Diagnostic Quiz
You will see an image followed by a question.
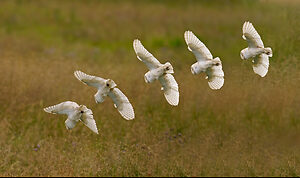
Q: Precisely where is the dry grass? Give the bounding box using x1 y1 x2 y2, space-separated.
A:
0 0 299 176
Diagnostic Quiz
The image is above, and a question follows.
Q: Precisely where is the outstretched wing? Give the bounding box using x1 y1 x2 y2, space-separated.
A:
206 63 224 90
80 108 99 134
133 39 162 70
242 21 264 48
44 101 79 116
184 31 213 61
108 88 135 120
74 70 106 89
252 53 269 77
158 74 179 106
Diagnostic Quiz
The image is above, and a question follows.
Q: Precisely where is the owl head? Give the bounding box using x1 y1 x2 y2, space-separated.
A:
163 62 174 74
78 105 88 114
105 79 117 89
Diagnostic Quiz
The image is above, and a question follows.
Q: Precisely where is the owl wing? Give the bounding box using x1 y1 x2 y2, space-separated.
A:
158 74 179 106
206 62 225 90
252 53 269 77
44 101 79 116
242 21 264 48
74 70 106 89
184 31 213 62
80 108 99 134
133 39 162 70
108 88 135 120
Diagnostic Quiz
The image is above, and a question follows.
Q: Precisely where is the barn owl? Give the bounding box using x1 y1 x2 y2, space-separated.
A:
240 21 273 77
44 101 98 134
133 39 179 106
74 71 135 120
184 31 224 90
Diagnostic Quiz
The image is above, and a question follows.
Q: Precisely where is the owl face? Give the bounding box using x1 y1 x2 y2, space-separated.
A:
105 79 117 89
78 105 87 113
163 62 174 74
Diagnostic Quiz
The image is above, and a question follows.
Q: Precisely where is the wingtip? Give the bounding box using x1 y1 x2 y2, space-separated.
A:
133 39 140 47
170 102 179 106
243 21 254 32
165 94 179 106
119 106 135 120
122 109 135 120
184 30 190 36
73 70 89 85
133 39 141 52
184 30 193 41
253 66 268 78
43 107 54 114
258 73 267 77
125 116 135 120
208 77 224 90
43 107 49 113
243 21 251 26
73 70 82 79
169 101 179 106
184 30 192 35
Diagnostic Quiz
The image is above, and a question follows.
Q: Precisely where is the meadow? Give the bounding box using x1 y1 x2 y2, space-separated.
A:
0 0 299 176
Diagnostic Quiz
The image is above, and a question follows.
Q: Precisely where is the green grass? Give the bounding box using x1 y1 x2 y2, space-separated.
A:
0 0 299 176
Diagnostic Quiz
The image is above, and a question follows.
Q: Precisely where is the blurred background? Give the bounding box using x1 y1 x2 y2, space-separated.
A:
0 0 299 176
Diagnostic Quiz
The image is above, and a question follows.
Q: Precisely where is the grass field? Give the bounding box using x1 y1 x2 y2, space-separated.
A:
0 0 299 176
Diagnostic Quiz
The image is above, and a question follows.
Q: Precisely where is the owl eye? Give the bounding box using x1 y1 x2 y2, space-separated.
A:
80 111 84 113
215 63 220 66
166 67 169 70
106 83 110 87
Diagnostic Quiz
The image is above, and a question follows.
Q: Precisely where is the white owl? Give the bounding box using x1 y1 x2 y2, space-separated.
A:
240 21 273 77
184 31 224 90
133 39 179 106
74 71 135 120
44 101 99 134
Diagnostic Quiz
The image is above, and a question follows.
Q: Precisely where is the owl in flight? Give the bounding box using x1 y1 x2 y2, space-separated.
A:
240 21 273 77
184 31 224 90
133 39 179 106
44 101 98 134
74 71 135 120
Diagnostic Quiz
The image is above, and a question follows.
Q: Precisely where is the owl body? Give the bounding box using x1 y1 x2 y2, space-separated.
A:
94 79 116 103
144 62 174 83
240 47 266 60
191 60 214 75
144 66 164 83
